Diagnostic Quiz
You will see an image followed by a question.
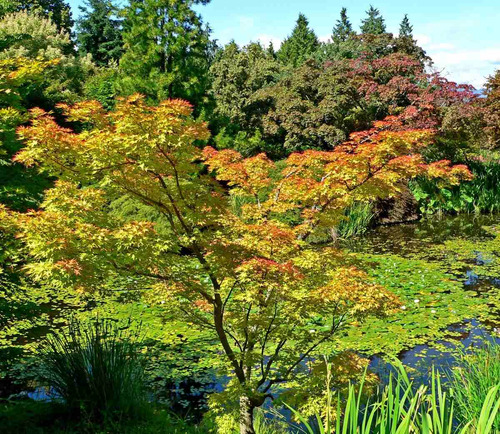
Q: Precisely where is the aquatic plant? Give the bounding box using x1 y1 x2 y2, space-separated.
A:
411 157 500 215
337 202 375 239
287 361 500 434
448 344 500 432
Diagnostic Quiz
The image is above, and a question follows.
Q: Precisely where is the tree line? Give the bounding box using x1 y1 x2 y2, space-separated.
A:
2 0 499 164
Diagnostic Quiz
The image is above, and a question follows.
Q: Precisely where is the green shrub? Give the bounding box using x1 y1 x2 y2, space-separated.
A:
40 318 147 423
83 66 120 111
411 157 500 214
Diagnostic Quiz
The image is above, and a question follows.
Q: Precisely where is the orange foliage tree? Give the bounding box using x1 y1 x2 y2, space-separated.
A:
5 95 471 434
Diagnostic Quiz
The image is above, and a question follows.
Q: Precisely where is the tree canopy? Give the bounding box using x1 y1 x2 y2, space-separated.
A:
119 0 213 106
12 0 73 34
332 7 354 43
5 94 474 433
399 14 413 38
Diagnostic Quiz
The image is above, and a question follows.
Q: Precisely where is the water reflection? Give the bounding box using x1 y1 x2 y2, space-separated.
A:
343 214 499 256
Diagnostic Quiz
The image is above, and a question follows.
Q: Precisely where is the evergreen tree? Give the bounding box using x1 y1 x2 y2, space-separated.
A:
120 0 213 105
399 14 413 38
210 41 280 133
15 0 73 34
332 7 354 43
266 41 276 58
395 13 429 65
360 5 386 35
277 13 319 67
76 0 123 66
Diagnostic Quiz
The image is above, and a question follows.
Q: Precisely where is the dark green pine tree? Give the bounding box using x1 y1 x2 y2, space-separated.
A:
120 0 213 105
332 7 354 43
15 0 73 35
395 13 430 65
399 14 413 38
277 13 319 67
76 0 123 66
267 41 276 58
360 5 386 35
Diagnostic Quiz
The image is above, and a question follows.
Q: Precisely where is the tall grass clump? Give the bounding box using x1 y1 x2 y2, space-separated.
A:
40 318 147 423
448 344 500 432
337 202 375 238
253 410 288 434
287 360 500 434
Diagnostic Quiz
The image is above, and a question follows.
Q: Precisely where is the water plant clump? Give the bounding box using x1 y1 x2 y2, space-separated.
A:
448 344 500 431
288 361 500 434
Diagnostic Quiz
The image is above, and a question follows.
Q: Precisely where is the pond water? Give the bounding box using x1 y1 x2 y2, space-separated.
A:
344 213 500 257
6 214 500 406
342 214 500 382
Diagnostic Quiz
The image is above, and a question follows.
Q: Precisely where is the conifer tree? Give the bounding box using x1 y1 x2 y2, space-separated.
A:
332 7 354 43
399 14 413 38
119 0 213 104
395 13 429 65
76 0 123 66
277 13 319 67
266 41 276 58
360 5 386 35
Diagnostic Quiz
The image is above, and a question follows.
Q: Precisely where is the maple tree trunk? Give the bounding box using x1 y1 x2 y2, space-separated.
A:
239 395 256 434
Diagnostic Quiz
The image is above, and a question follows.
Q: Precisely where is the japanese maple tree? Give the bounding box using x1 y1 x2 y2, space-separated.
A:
7 95 472 434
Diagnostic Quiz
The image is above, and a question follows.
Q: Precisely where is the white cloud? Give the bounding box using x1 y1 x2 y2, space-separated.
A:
318 34 331 43
416 34 455 51
432 48 500 65
430 48 500 88
255 34 282 48
416 34 499 88
415 34 431 46
428 42 455 51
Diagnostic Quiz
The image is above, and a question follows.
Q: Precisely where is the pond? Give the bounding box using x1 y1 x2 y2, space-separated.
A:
341 214 500 381
4 214 500 407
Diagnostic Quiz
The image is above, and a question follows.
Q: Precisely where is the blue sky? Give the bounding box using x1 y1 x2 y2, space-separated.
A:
68 0 500 89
